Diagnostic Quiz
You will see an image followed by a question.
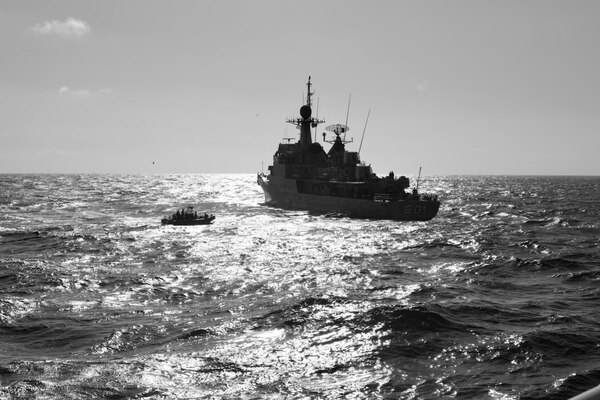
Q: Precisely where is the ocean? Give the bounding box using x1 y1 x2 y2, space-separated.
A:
1 174 599 399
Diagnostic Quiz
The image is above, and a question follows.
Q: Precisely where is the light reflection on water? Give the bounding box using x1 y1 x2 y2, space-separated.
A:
99 176 442 397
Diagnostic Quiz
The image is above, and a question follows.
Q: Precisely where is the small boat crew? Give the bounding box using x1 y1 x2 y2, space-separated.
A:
162 206 215 225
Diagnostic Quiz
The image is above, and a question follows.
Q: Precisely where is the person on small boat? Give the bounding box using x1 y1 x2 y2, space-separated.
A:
412 188 419 200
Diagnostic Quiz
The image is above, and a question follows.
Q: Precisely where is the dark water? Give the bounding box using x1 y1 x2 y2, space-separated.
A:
1 174 599 399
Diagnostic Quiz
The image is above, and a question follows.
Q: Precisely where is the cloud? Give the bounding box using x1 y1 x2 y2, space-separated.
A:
59 87 90 97
58 87 113 98
31 17 90 38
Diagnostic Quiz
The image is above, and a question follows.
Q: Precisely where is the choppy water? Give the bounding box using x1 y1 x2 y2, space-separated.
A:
1 174 599 399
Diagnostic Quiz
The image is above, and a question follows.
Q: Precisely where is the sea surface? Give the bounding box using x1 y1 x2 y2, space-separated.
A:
1 174 599 399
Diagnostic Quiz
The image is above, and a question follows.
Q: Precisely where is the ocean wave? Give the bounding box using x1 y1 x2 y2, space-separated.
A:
545 368 600 400
362 305 470 336
1 174 599 398
520 329 600 360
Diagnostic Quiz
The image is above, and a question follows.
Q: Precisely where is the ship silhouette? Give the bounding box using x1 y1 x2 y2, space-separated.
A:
258 77 440 221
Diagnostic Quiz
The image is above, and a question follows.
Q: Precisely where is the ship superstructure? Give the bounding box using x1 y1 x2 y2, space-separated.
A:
257 77 439 221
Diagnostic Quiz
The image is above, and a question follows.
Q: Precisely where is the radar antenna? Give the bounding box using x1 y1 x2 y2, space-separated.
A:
324 124 353 144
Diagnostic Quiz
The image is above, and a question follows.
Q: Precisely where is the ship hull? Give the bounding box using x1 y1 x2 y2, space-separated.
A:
161 217 214 226
258 175 439 221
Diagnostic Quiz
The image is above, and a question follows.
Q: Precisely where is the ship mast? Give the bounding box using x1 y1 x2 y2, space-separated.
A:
287 76 324 150
306 76 313 108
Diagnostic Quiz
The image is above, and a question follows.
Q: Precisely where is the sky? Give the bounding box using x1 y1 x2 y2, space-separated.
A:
1 0 599 175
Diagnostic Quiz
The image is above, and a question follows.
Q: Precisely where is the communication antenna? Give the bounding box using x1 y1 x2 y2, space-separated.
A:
416 167 422 191
314 97 320 142
344 93 351 141
358 108 371 155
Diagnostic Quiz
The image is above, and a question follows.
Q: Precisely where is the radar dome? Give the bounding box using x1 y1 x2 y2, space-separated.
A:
300 105 312 119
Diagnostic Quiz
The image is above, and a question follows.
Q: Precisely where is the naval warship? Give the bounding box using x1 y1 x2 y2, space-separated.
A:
257 77 440 221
